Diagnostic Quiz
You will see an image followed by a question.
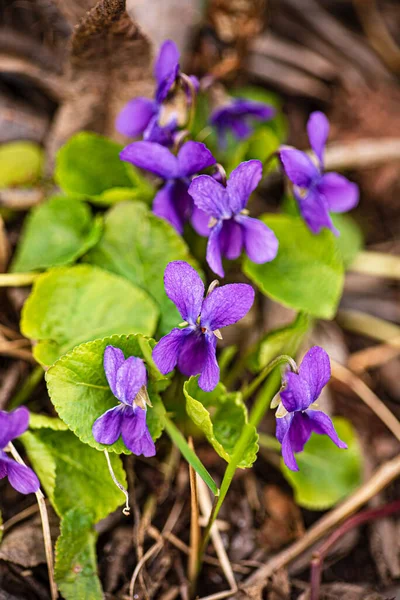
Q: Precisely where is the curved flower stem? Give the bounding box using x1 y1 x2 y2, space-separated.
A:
180 73 197 132
214 163 227 186
0 272 39 287
104 450 130 515
241 354 298 401
8 442 58 600
199 355 297 565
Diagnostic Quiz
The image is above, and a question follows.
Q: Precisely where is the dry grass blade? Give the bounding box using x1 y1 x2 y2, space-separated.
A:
188 438 201 591
128 540 164 600
337 310 400 343
243 454 400 587
197 475 237 593
348 338 400 373
330 359 400 443
349 251 400 280
323 138 400 171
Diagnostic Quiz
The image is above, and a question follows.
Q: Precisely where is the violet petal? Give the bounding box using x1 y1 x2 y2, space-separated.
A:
0 407 29 449
104 346 125 398
177 141 216 177
279 147 319 187
237 215 278 263
306 410 348 449
188 175 231 219
115 97 156 137
219 219 243 260
198 336 220 392
299 346 331 402
317 172 359 213
177 330 208 377
3 455 40 494
163 261 204 323
115 357 147 405
206 221 224 277
191 205 211 237
289 412 313 452
121 407 156 457
226 160 263 213
280 372 312 413
153 180 190 234
201 283 255 331
296 188 339 236
92 405 124 446
154 40 180 85
307 111 329 165
120 141 178 179
152 327 190 375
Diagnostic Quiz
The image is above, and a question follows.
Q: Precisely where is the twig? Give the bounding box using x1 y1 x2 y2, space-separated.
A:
188 438 200 593
310 499 400 600
347 337 400 373
337 309 400 343
128 540 164 600
349 251 400 280
243 454 400 586
8 443 57 600
0 272 39 287
1 502 40 532
323 138 400 171
197 476 237 593
330 360 400 443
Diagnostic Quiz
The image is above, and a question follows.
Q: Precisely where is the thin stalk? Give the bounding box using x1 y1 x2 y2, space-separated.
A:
200 355 295 558
349 250 400 280
104 450 130 515
241 354 297 401
188 438 201 596
180 73 197 132
8 442 58 600
0 272 39 287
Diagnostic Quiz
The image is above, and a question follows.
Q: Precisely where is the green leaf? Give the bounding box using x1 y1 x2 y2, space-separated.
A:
164 417 218 496
29 413 69 431
248 313 311 372
282 417 362 510
21 427 127 521
0 141 44 187
243 215 344 319
45 334 166 454
11 196 102 273
183 377 258 468
55 132 153 205
55 508 103 600
21 265 159 365
331 214 363 268
86 202 203 335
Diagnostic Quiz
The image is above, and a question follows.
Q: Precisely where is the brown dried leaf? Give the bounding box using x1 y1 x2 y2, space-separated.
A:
258 485 304 553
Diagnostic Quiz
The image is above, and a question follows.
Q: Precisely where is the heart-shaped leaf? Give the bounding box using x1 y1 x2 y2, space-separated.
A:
55 132 154 206
45 334 166 454
21 265 159 365
243 215 344 319
21 426 127 521
183 377 258 468
282 417 362 510
86 202 203 335
11 196 102 273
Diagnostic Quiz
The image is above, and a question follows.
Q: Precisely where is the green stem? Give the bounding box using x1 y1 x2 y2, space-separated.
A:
0 272 39 287
200 355 296 557
164 416 219 496
241 354 297 402
258 432 282 452
8 365 44 409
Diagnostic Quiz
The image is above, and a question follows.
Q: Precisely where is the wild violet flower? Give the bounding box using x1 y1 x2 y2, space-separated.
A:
0 407 40 494
152 261 255 392
188 159 278 277
273 346 347 471
120 140 215 233
279 111 359 235
92 346 155 457
116 40 196 146
210 98 275 148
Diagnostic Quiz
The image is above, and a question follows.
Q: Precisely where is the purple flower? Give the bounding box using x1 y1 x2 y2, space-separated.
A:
279 112 359 235
188 160 278 277
120 140 216 233
116 40 196 146
0 408 40 494
274 346 347 471
211 98 275 148
152 261 255 392
92 346 156 457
